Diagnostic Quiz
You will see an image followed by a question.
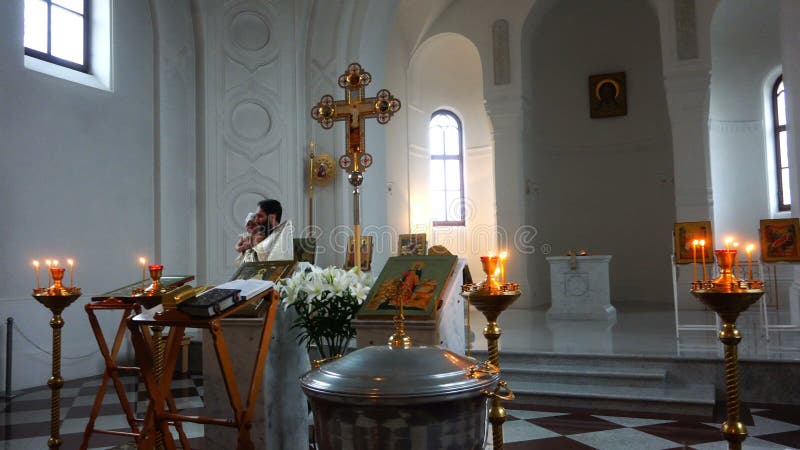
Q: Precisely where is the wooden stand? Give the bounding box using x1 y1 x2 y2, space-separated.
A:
127 289 279 450
80 276 194 450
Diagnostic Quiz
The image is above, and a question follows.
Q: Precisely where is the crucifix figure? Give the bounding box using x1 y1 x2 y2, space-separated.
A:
311 63 401 270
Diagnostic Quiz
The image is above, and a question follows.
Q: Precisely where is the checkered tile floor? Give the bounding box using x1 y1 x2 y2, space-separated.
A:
1 374 798 449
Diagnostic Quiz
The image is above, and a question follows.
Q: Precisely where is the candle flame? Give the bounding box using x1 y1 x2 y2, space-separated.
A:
699 240 705 246
499 251 508 259
725 236 734 244
53 260 58 267
139 257 146 265
67 259 74 267
733 242 739 248
45 259 52 266
488 251 494 258
746 244 754 253
692 239 699 246
33 260 39 267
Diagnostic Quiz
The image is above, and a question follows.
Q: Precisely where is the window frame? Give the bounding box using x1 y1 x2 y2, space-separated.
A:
429 109 466 227
24 0 91 73
772 75 789 212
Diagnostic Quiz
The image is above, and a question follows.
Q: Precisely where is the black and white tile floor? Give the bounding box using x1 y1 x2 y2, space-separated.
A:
0 374 797 449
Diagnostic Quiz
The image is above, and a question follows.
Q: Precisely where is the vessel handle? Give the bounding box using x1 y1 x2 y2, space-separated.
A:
483 380 515 401
468 361 499 378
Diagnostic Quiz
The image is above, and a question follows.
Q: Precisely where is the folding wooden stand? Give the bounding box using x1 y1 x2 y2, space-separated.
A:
127 289 279 450
80 277 194 450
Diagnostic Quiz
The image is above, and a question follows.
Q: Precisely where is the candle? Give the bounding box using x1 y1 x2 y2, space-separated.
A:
53 259 58 267
692 240 699 282
33 260 40 290
67 259 74 288
499 250 508 284
746 244 754 281
699 240 707 281
725 236 733 251
732 243 739 278
45 259 52 286
139 257 147 287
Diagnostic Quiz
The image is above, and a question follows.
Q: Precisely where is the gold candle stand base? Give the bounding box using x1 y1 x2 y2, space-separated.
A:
33 290 81 450
462 280 520 450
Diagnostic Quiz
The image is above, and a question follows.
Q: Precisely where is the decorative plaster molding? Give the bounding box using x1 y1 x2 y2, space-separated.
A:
532 136 669 155
467 145 492 155
492 19 510 85
674 0 698 60
708 120 764 135
409 143 428 158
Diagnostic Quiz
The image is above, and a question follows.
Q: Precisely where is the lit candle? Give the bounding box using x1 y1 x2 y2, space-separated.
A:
746 244 754 281
699 240 707 281
499 250 508 284
45 259 52 286
139 257 147 287
692 240 699 282
732 243 739 278
725 236 733 251
33 260 40 290
53 259 58 268
67 259 74 288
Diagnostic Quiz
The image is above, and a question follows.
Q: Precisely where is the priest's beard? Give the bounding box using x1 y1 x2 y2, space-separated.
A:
256 223 275 238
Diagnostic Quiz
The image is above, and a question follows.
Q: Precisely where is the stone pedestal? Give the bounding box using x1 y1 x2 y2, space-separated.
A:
546 255 616 321
546 318 616 353
202 306 309 450
353 259 467 352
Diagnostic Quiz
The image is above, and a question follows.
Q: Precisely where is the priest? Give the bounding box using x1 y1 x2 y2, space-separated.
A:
235 198 294 264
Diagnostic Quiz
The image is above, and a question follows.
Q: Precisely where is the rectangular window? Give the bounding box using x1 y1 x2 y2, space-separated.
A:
24 0 90 73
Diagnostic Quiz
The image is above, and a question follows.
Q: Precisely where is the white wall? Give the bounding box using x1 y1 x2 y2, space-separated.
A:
0 0 156 389
406 33 497 276
523 0 675 305
709 0 780 249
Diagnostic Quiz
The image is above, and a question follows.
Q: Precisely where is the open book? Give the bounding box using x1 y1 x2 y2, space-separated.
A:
213 279 274 301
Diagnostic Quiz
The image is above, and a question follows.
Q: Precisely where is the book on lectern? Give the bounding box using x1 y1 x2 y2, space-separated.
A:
178 288 241 317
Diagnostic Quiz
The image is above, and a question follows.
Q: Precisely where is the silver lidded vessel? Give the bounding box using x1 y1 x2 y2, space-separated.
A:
301 342 500 450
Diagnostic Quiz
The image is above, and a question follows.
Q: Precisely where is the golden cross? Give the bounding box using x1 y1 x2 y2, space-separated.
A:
310 63 401 271
311 63 401 174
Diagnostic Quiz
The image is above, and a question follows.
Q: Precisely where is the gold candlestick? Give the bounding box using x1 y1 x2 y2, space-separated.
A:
691 249 764 450
33 267 81 450
461 257 519 450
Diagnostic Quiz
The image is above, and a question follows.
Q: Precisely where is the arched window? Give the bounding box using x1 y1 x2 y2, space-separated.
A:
773 75 789 211
429 110 465 226
24 0 90 72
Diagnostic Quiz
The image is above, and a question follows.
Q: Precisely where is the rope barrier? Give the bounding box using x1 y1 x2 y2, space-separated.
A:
12 323 100 360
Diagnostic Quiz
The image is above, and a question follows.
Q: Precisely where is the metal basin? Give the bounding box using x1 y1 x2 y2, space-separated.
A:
300 345 499 450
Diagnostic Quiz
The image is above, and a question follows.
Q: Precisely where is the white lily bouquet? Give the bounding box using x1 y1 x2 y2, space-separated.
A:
278 265 373 360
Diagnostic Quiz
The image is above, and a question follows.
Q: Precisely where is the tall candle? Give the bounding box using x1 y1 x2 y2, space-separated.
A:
33 260 40 290
45 259 52 286
732 243 739 278
699 240 707 281
692 240 698 282
725 236 733 251
499 250 508 284
746 244 754 281
67 259 74 288
139 257 147 287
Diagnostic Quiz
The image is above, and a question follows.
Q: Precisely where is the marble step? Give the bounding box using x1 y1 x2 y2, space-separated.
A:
507 380 716 417
500 362 667 388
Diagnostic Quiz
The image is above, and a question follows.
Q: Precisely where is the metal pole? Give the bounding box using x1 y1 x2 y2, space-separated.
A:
3 318 13 400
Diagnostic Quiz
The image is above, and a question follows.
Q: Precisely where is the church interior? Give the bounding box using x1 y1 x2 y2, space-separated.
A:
2 0 800 448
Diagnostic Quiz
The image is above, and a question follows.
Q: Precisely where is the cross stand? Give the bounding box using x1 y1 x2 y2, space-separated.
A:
79 277 194 450
127 289 279 450
311 62 401 269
